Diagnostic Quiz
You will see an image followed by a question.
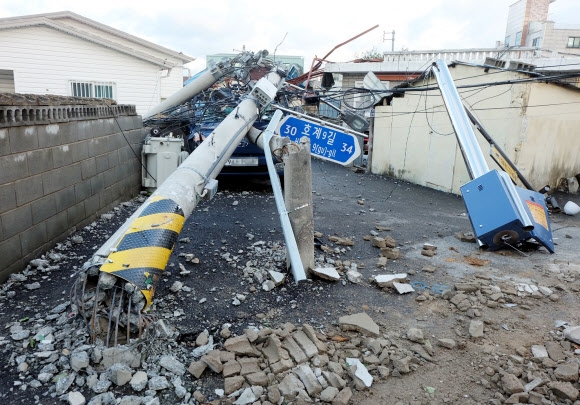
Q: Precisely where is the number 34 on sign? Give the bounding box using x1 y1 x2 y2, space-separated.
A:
277 116 361 166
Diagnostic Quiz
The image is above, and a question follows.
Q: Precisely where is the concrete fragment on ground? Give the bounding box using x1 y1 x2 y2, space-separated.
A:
346 270 362 283
373 273 407 287
501 373 524 394
293 364 323 396
437 338 456 349
393 282 415 294
224 335 260 356
310 267 340 281
346 358 373 390
380 247 400 259
406 327 424 343
339 312 379 336
531 345 548 358
469 320 484 337
269 270 286 286
563 326 580 344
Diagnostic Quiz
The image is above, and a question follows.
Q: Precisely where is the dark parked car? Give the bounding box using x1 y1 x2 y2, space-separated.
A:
187 120 284 179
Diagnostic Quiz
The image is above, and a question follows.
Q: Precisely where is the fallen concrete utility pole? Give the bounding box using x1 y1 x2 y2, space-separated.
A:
75 69 286 345
284 136 315 273
431 60 554 253
142 62 230 120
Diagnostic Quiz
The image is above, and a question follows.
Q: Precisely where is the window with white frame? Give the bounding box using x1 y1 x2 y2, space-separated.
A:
505 36 511 46
514 31 522 46
532 37 540 47
70 81 115 99
568 37 580 48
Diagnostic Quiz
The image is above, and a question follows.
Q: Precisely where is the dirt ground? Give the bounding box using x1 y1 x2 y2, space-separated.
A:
1 161 579 405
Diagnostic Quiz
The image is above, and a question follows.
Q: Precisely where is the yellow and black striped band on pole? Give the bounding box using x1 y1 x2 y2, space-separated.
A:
100 196 185 308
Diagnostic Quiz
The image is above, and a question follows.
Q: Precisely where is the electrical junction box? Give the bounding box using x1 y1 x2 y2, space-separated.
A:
142 137 186 190
460 169 554 253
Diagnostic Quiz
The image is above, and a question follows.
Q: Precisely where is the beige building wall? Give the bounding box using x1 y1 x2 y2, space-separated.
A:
371 63 580 195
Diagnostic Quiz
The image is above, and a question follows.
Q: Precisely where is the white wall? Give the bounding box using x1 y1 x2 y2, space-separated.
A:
0 25 163 115
371 63 580 194
505 0 527 45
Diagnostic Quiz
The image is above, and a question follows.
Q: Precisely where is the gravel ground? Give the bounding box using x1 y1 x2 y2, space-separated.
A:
1 160 579 405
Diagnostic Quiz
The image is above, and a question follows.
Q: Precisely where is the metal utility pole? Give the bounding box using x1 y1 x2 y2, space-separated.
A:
383 30 395 52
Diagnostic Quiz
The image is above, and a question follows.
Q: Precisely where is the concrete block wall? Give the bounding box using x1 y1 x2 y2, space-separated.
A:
0 100 146 282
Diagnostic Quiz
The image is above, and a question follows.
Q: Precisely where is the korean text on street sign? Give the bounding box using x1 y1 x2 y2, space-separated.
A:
278 116 361 166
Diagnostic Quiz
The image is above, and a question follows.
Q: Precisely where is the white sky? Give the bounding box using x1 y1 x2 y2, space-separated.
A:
2 0 580 74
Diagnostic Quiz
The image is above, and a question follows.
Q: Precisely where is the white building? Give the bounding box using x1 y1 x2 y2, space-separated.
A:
505 0 580 56
0 11 194 115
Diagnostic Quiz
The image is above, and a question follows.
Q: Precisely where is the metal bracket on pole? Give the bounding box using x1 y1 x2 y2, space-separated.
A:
263 109 307 282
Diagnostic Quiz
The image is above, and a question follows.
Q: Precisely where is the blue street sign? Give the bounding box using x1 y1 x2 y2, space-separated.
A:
277 116 361 165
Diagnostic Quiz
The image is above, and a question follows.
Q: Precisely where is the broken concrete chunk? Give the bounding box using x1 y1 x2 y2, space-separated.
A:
339 312 379 336
421 249 436 257
371 237 386 248
238 357 260 376
548 381 579 401
376 257 387 268
393 282 415 294
554 363 579 382
406 327 424 343
201 351 223 374
245 371 268 386
282 336 308 364
159 355 186 376
346 269 362 283
310 267 340 281
469 320 484 338
563 326 580 345
437 338 456 349
302 324 327 354
233 387 256 405
501 373 524 395
380 247 400 260
224 335 259 356
531 345 548 358
293 364 323 396
268 270 286 286
293 330 319 358
222 360 241 377
188 361 207 379
346 358 373 390
224 375 245 395
374 273 407 288
261 335 287 364
384 235 396 247
278 373 305 399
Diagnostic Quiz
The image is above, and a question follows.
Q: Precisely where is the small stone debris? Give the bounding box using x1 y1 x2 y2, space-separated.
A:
406 327 424 343
469 320 484 338
346 269 363 284
437 338 456 349
454 231 476 243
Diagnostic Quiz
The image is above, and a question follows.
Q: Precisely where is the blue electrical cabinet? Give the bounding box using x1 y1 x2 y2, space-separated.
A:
460 170 554 253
